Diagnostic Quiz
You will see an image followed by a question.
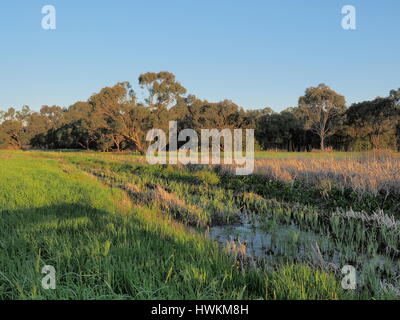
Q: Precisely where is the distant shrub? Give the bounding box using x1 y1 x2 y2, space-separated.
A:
194 170 220 186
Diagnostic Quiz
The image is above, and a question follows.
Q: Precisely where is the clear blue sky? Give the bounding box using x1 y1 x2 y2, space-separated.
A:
0 0 399 112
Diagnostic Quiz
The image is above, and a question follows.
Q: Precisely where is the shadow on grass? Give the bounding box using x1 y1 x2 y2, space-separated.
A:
0 203 263 299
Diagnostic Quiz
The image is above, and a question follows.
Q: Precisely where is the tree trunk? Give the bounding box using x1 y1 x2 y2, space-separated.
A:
125 133 145 155
320 135 325 150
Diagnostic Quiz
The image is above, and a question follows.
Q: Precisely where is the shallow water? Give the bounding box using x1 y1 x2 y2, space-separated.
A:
209 211 400 278
209 211 335 265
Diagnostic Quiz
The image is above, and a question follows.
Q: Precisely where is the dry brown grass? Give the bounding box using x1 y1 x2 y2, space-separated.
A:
224 152 400 197
253 156 400 196
225 240 257 270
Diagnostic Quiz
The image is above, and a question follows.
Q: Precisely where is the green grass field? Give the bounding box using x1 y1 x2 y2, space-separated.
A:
0 150 399 300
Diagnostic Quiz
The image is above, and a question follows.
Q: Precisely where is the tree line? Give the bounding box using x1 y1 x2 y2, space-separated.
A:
1 71 399 152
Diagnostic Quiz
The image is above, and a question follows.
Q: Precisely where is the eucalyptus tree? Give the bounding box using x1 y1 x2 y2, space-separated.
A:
0 106 31 149
299 84 346 150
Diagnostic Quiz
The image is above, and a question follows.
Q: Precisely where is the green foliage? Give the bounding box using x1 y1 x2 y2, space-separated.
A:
346 94 400 150
194 170 220 186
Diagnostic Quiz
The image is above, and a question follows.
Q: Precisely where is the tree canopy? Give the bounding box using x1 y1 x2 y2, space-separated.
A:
1 72 399 152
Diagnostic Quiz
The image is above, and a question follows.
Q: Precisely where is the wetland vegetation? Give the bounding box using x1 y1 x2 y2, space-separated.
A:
1 150 399 299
